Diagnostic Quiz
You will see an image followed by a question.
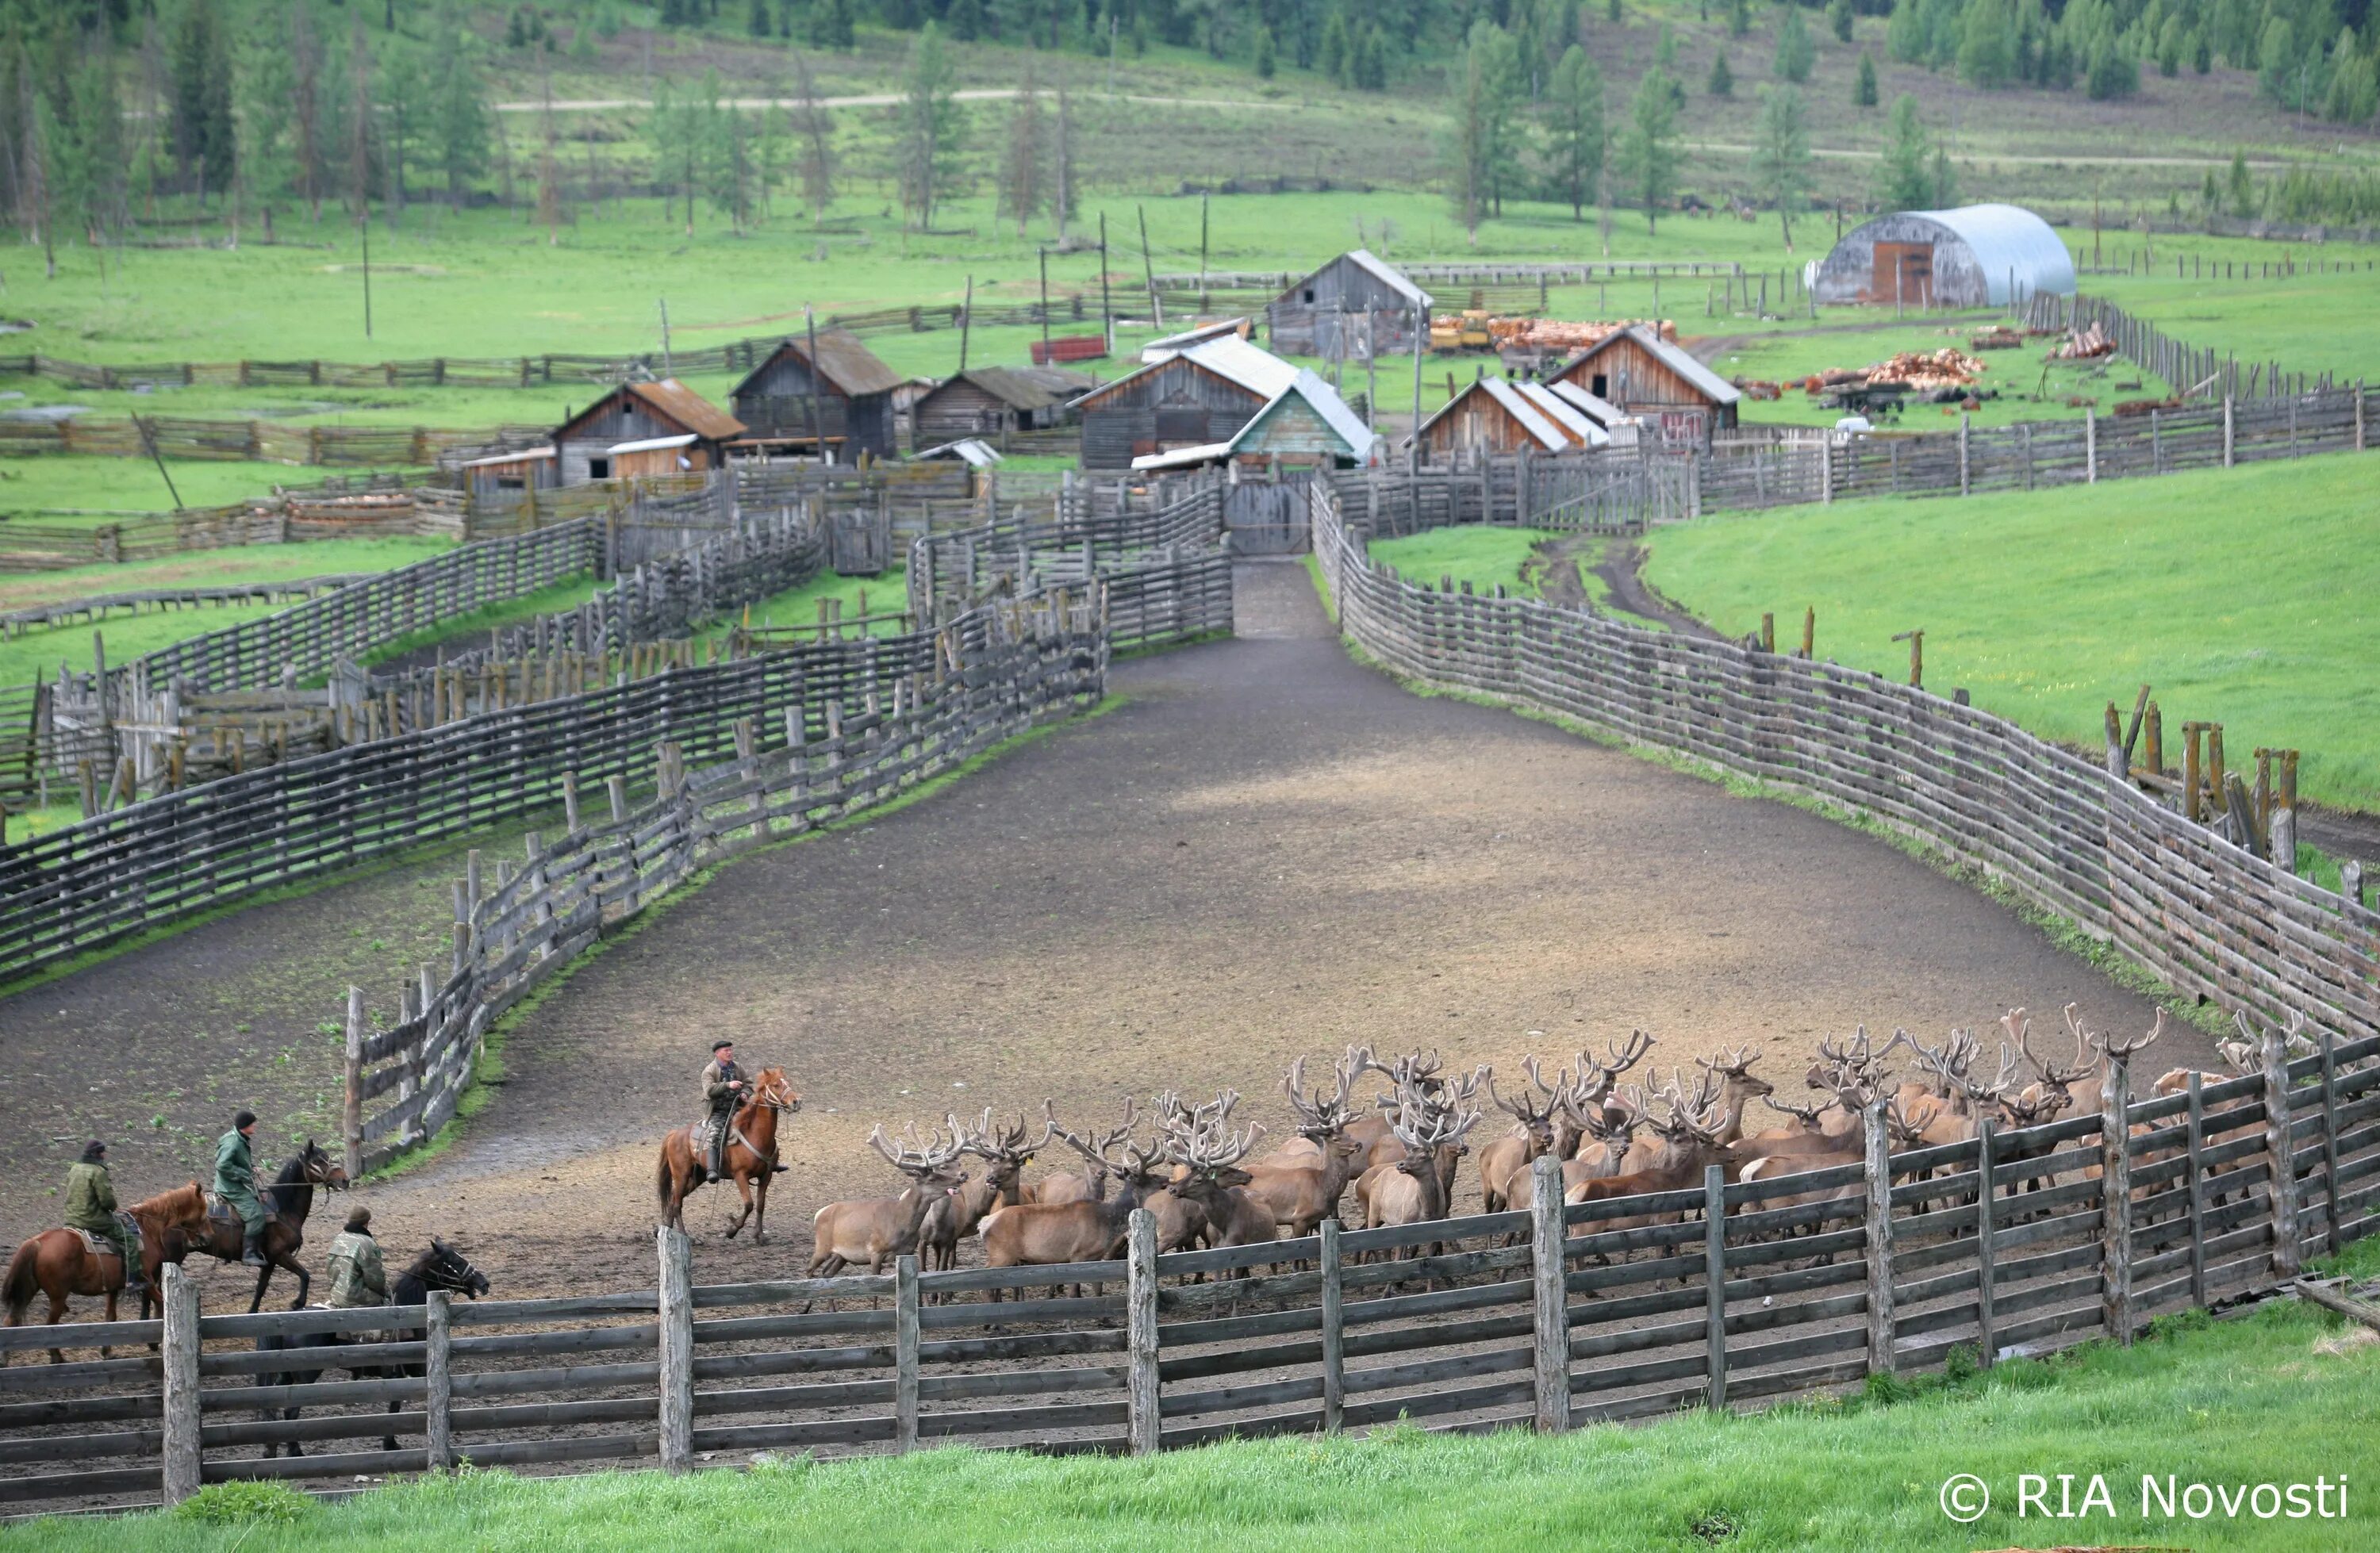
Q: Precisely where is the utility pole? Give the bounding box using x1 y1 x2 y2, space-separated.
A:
803 305 823 462
1137 204 1160 328
133 416 184 512
1099 211 1112 355
1409 301 1423 474
1039 247 1052 362
658 297 674 377
959 274 973 372
1198 193 1210 310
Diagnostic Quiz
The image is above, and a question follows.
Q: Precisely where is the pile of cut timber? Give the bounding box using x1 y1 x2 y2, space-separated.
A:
2052 323 2117 359
1486 317 1677 351
1802 348 1988 395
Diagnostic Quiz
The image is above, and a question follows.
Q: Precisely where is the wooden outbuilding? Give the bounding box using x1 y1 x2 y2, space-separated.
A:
551 381 745 485
1545 324 1741 447
1073 329 1300 470
728 329 904 461
1130 367 1378 473
455 445 559 498
909 366 1096 450
1266 250 1434 356
1408 378 1607 462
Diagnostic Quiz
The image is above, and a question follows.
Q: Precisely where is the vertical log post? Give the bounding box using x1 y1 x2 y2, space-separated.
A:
1864 1102 1897 1378
895 1253 921 1453
657 1226 693 1471
2100 1054 2134 1344
1974 1119 1997 1367
159 1262 201 1507
1126 1208 1161 1455
2263 1020 2304 1279
2322 1030 2343 1256
1319 1217 1345 1433
2185 1072 2209 1310
424 1288 454 1471
2085 408 2098 483
1530 1152 1572 1433
1703 1164 1728 1412
343 985 365 1181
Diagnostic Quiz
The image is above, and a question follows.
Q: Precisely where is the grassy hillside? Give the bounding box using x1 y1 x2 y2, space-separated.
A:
18 1246 2380 1551
1641 454 2380 812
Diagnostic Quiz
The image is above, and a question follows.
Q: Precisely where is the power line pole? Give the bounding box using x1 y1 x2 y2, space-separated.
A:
1099 211 1112 356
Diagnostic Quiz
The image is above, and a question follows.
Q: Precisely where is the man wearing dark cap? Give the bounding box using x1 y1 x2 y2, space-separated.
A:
325 1206 387 1310
64 1141 141 1294
700 1039 747 1179
214 1110 269 1267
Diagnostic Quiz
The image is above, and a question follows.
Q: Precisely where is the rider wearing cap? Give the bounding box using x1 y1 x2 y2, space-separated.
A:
325 1206 388 1309
700 1040 747 1178
64 1141 142 1294
214 1110 269 1267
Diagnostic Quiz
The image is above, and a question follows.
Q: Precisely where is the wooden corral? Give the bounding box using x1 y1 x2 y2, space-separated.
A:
729 329 904 462
551 382 745 485
1265 249 1434 356
1545 325 1741 446
910 366 1096 451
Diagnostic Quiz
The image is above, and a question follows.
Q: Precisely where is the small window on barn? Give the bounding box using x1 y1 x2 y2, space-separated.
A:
589 458 611 480
497 475 525 491
1591 374 1608 399
1303 289 1315 303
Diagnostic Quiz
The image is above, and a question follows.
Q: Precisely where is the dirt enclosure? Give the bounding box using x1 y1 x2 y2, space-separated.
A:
0 562 2186 1310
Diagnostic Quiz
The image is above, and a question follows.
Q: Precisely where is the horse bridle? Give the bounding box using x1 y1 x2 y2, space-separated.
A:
423 1246 486 1297
750 1074 800 1114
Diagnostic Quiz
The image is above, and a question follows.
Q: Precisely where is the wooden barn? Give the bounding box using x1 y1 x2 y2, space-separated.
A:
728 329 903 461
1266 251 1433 356
456 445 559 498
1809 203 2075 309
1075 331 1319 470
1408 377 1607 462
1545 325 1741 446
551 381 744 485
1130 367 1379 472
908 366 1096 450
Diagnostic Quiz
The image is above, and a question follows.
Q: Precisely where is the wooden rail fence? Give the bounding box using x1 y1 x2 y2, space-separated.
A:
6 1021 2374 1509
0 417 544 469
2025 290 2358 401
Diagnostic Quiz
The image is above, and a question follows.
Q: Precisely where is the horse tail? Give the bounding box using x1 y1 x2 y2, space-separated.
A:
2 1237 41 1325
655 1139 674 1214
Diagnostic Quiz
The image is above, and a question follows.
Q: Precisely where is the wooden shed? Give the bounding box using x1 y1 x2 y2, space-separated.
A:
1409 378 1606 462
1073 332 1297 470
1266 250 1433 356
551 381 745 485
909 366 1096 450
1130 367 1379 473
1545 325 1741 446
456 445 559 498
728 329 904 461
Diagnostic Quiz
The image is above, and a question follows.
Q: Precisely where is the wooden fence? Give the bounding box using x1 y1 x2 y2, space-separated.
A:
2024 290 2359 401
0 417 543 469
6 1018 2374 1509
1327 452 1689 538
0 479 451 575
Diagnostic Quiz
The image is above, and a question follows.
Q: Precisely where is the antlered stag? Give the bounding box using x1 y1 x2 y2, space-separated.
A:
920 1111 1044 1273
977 1102 1169 1296
1241 1051 1370 1236
807 1122 969 1279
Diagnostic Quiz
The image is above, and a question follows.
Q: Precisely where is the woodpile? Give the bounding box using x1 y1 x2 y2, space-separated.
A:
1484 317 1676 351
2052 322 2119 359
1802 347 1989 396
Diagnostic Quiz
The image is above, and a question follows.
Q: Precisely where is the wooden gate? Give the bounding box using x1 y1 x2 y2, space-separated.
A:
1223 477 1311 554
831 505 892 574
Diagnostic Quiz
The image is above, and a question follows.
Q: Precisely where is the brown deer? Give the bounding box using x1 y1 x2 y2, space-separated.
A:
806 1122 969 1280
1021 1100 1114 1206
1241 1052 1368 1235
920 1111 1045 1274
1361 1068 1487 1279
1257 1045 1390 1172
1156 1091 1275 1279
1476 1056 1568 1214
1566 1071 1736 1235
977 1102 1169 1297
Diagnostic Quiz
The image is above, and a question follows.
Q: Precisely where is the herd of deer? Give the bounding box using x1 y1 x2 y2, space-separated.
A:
800 1004 2323 1283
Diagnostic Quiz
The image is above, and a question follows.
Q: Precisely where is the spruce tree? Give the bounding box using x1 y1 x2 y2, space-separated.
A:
1616 67 1679 232
1773 5 1814 84
1873 92 1930 209
1707 51 1732 97
1828 0 1852 43
1253 24 1276 78
1542 43 1604 220
1854 50 1878 106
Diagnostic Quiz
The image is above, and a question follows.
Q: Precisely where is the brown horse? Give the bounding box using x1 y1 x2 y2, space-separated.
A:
657 1067 801 1243
184 1140 349 1313
3 1183 211 1363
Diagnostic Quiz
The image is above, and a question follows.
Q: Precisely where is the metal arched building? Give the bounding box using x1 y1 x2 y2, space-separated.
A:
1807 204 2075 309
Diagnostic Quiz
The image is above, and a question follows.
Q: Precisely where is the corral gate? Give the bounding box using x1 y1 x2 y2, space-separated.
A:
1223 476 1311 554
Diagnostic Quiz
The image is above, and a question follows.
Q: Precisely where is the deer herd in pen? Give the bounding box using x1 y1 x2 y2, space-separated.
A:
800 1003 2320 1283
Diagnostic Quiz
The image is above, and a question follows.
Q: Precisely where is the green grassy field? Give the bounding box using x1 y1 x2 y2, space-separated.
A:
1641 454 2380 812
1368 527 1556 597
19 1239 2380 1551
2089 263 2380 392
693 565 914 652
0 458 426 522
1707 320 2178 429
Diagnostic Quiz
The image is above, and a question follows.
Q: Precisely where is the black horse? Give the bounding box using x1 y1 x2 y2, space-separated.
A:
254 1238 489 1458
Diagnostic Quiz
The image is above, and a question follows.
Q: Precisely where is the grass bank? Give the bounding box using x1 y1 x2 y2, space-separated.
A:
0 457 426 521
1641 454 2380 812
1368 527 1556 598
22 1242 2380 1551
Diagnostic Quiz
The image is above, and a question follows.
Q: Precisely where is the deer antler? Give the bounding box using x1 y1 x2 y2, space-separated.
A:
1046 1096 1140 1168
2021 1003 2097 1087
1695 1044 1764 1078
2095 1007 2169 1061
869 1119 966 1175
1761 1094 1833 1131
1284 1053 1358 1136
1386 1090 1481 1154
1159 1089 1265 1173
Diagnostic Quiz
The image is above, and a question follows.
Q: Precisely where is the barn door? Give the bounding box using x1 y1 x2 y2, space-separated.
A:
1223 476 1311 554
1874 242 1934 305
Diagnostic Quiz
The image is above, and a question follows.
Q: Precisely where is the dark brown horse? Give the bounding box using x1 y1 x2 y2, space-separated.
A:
657 1068 801 1243
186 1140 349 1313
2 1183 211 1362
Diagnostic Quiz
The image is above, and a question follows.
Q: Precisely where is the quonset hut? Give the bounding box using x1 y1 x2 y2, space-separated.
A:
1807 204 2075 309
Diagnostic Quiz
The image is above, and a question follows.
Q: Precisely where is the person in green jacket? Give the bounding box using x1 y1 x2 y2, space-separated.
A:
324 1206 386 1309
64 1141 142 1294
214 1110 269 1267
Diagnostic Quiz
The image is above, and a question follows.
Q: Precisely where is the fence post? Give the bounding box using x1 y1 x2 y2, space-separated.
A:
1957 413 1971 496
159 1262 202 1505
2085 409 2098 483
1126 1208 1161 1455
1529 1152 1571 1433
424 1288 454 1471
2100 1054 2135 1344
343 985 365 1181
2186 1072 2209 1310
657 1226 693 1471
1974 1119 1997 1367
1703 1164 1728 1412
895 1253 920 1453
2262 1020 2303 1279
2222 397 2236 466
1863 1102 1897 1378
2322 1030 2343 1256
1319 1217 1345 1434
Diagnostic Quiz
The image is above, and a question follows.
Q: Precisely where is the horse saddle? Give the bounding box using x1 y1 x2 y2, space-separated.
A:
70 1214 141 1264
205 1192 251 1231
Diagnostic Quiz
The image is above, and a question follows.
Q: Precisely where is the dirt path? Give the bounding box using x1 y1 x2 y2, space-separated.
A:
1528 532 1719 639
0 562 2188 1308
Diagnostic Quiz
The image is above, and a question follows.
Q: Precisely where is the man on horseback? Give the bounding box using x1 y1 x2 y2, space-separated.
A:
324 1207 387 1309
701 1040 747 1179
63 1141 141 1296
215 1110 269 1267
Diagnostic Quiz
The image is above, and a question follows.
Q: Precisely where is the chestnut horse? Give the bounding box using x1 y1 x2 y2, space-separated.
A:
2 1182 210 1363
657 1068 801 1242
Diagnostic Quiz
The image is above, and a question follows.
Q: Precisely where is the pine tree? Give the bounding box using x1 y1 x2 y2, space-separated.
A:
1727 0 1749 37
1928 143 1955 206
1253 25 1276 79
1448 20 1525 236
999 70 1043 236
170 0 236 201
1616 67 1679 232
1752 82 1810 251
2227 148 2254 216
1873 92 1930 209
1353 24 1387 90
431 26 490 208
1707 51 1732 96
1828 0 1852 43
1319 10 1349 83
810 0 855 51
1773 5 1815 84
1956 0 2016 87
1854 49 1878 105
949 0 985 40
749 0 774 37
896 24 962 231
1541 43 1603 220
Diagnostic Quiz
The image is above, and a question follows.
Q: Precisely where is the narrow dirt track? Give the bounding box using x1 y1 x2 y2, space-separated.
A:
1 563 2187 1309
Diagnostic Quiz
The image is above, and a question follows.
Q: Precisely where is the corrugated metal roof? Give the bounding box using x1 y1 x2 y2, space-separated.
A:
607 432 698 455
624 379 747 440
457 445 555 470
1544 381 1625 428
1142 319 1250 358
914 438 1004 467
1554 325 1742 408
731 329 905 400
1131 367 1377 469
1905 203 2077 304
1513 382 1608 447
